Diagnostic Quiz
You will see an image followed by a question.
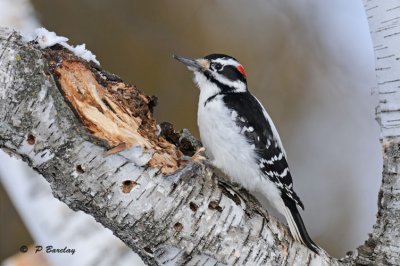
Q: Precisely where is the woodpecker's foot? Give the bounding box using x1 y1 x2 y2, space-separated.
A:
179 147 207 164
191 146 206 161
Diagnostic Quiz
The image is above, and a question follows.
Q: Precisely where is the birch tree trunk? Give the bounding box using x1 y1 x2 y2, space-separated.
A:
353 1 400 265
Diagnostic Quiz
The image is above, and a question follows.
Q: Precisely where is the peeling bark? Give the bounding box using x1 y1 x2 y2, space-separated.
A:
45 47 181 175
0 27 342 265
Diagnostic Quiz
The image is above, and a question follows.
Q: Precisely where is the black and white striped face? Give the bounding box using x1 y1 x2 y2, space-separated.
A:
174 54 248 94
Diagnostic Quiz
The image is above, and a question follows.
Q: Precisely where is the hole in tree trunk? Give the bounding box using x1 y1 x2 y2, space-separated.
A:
189 202 198 212
76 165 85 173
121 180 137 193
174 222 183 232
27 134 35 145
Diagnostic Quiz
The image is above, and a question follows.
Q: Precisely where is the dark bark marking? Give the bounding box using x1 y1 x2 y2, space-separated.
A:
208 201 223 212
113 161 129 174
218 181 242 206
136 188 146 200
243 228 252 246
147 183 159 198
259 216 265 237
243 248 253 264
0 33 13 61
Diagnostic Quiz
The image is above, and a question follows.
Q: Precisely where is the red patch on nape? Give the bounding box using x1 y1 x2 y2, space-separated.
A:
236 65 246 78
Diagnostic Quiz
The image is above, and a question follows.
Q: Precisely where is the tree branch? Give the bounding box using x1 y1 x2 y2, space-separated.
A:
0 27 339 265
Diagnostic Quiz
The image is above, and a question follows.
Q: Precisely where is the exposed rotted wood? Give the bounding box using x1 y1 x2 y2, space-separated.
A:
44 47 182 174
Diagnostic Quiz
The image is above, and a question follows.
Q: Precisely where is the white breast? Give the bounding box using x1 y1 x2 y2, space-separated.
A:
194 74 283 212
197 95 261 190
198 97 284 212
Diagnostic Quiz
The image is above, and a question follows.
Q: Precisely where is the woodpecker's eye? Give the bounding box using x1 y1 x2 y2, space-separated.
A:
211 63 223 71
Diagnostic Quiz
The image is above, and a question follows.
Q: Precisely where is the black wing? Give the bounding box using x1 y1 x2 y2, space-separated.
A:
223 92 304 209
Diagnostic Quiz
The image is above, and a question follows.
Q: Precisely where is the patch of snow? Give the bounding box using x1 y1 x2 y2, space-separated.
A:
23 27 68 48
66 43 97 64
23 27 100 65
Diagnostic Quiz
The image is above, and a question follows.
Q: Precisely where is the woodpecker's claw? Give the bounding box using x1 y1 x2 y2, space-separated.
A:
179 147 207 164
191 147 206 161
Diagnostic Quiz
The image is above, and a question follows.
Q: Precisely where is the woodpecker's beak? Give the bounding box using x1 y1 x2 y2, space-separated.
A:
173 55 209 72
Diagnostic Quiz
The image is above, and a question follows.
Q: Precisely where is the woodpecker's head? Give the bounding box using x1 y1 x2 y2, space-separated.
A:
174 54 247 94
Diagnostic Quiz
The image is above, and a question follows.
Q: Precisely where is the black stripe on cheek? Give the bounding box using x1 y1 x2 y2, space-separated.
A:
203 70 235 93
220 66 246 83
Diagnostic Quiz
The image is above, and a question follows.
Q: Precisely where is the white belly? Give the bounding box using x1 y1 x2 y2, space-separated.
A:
198 96 261 190
197 95 284 213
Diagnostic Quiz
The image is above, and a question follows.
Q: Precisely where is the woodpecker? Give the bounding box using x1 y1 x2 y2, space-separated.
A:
174 53 319 253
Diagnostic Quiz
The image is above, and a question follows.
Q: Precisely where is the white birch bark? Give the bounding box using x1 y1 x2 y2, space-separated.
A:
0 151 144 266
364 0 400 138
0 27 339 265
352 1 400 265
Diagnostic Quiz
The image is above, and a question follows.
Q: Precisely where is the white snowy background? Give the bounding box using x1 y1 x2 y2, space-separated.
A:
0 0 380 264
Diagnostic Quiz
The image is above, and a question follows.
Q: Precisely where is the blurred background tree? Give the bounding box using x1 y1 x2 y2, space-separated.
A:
0 0 381 262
